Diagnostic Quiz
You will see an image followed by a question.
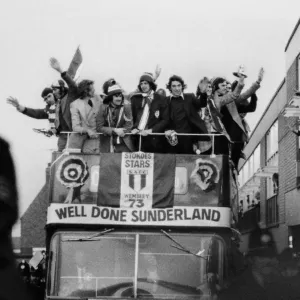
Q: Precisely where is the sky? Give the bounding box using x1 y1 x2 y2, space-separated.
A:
0 0 299 236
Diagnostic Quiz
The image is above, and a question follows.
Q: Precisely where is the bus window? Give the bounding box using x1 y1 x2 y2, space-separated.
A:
48 232 225 299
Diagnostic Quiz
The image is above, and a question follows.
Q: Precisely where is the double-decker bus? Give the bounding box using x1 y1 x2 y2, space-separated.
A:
45 137 239 300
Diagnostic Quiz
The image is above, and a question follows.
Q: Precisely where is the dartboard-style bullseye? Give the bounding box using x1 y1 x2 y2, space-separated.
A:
56 156 89 188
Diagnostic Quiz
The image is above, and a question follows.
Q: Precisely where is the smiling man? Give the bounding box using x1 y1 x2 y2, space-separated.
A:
131 72 169 153
165 75 209 154
96 83 135 153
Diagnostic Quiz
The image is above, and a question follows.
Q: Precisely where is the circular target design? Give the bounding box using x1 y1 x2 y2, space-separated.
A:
190 158 220 193
56 156 89 188
63 163 81 180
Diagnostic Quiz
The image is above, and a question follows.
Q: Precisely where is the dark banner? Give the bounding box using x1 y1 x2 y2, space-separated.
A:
98 153 175 208
51 153 231 209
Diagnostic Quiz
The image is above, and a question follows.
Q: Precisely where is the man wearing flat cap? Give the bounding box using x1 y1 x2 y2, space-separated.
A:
96 83 135 153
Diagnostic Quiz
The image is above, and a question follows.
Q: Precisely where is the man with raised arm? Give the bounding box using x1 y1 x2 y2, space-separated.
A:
205 73 245 157
130 72 169 153
7 87 59 136
6 58 80 151
165 75 209 154
215 68 264 168
49 57 80 148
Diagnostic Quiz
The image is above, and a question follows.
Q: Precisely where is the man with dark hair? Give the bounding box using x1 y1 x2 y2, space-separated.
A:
7 58 80 152
68 79 102 153
165 75 209 154
7 87 59 137
51 79 68 100
96 83 135 153
218 68 264 168
131 72 169 152
49 57 81 150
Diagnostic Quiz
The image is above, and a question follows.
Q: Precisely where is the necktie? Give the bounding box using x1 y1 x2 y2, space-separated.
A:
88 99 93 108
138 98 150 130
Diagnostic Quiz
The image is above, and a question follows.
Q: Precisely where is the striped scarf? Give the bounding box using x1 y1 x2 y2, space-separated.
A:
47 104 56 132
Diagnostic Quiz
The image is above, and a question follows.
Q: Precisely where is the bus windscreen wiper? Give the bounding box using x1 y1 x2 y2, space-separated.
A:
160 230 207 260
62 228 114 242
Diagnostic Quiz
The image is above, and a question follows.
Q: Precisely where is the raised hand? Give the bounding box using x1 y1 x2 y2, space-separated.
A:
198 79 208 93
50 57 63 73
257 67 264 83
154 64 162 81
6 96 25 112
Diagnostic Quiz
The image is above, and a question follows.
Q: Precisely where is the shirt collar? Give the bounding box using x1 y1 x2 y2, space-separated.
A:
141 90 154 99
109 102 123 109
170 93 184 100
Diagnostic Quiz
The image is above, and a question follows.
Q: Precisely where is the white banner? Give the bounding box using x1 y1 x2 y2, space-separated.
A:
47 204 231 228
120 153 154 208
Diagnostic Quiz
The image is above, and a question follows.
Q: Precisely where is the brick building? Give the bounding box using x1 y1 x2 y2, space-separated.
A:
238 18 300 254
19 167 49 250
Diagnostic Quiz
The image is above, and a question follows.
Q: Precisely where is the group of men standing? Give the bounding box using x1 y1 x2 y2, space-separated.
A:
7 58 264 169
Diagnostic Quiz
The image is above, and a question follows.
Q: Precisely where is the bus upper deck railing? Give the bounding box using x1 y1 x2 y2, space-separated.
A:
60 131 226 156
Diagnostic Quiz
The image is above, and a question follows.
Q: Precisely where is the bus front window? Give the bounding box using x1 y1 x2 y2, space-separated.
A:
48 232 225 299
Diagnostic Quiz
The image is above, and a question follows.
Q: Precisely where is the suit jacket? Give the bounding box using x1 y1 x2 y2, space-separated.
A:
238 82 260 104
220 82 260 142
238 93 258 114
96 103 135 152
21 72 79 132
167 92 208 135
70 96 102 134
56 72 80 131
131 93 169 133
22 107 48 119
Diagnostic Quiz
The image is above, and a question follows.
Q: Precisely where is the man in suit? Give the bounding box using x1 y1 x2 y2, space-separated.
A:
7 87 57 133
215 68 264 168
165 75 209 154
131 73 169 153
69 80 102 153
7 58 80 152
49 57 80 150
